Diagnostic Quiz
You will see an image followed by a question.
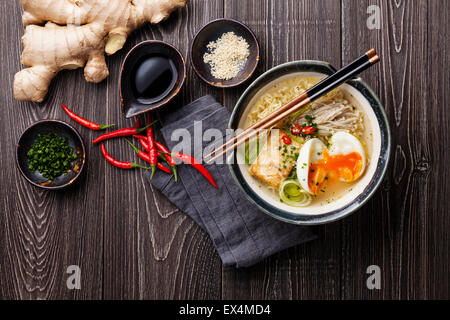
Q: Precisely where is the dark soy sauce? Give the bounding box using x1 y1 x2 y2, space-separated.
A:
132 55 177 105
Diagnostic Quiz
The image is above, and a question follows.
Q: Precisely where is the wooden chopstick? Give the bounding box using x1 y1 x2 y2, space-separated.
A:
205 51 380 164
204 49 378 161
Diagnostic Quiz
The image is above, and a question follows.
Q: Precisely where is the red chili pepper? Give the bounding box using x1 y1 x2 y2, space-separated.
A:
133 135 150 151
146 115 158 179
101 144 148 170
132 135 178 179
162 152 218 188
125 139 171 174
290 124 302 135
156 161 171 174
92 121 156 144
282 135 292 145
154 141 178 182
301 126 316 135
157 152 170 163
136 117 141 129
62 104 114 130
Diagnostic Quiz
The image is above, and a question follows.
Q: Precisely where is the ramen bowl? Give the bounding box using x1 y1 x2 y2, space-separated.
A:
228 60 390 225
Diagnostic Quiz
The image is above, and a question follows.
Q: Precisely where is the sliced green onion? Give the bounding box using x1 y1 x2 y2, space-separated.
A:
285 183 301 197
279 179 312 207
285 129 305 144
288 104 310 120
245 134 266 165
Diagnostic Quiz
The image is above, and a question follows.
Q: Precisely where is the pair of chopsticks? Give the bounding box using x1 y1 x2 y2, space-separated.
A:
204 49 380 164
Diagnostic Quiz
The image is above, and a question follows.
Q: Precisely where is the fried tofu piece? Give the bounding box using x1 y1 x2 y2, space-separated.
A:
249 129 302 188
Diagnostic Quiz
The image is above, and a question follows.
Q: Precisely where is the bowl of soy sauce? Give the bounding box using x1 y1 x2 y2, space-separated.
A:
120 40 186 118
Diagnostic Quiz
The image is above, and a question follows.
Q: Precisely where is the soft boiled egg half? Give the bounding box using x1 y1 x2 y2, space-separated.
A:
296 132 366 195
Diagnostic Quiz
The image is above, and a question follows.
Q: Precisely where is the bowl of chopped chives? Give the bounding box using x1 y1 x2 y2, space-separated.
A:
191 18 259 88
16 120 86 190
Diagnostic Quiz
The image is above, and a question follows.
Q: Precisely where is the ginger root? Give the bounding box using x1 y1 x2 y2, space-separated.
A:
14 0 187 103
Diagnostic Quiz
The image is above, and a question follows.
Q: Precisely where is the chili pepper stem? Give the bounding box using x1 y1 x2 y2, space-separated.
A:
150 165 156 179
136 120 158 133
131 163 149 170
125 138 140 155
134 123 151 133
99 124 115 130
172 166 178 182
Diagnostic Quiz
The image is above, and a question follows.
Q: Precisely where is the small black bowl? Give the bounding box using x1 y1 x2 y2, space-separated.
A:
191 18 259 88
16 120 86 190
120 40 186 118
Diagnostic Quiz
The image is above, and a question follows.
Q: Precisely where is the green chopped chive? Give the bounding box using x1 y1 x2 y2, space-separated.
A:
27 133 77 180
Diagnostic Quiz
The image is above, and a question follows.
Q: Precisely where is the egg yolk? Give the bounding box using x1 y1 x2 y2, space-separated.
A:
308 150 363 195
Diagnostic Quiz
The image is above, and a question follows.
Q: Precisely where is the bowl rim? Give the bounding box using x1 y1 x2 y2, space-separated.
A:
228 60 391 225
190 18 260 88
16 119 86 190
119 39 187 118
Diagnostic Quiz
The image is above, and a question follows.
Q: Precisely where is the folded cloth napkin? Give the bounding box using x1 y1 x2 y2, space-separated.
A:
146 95 316 268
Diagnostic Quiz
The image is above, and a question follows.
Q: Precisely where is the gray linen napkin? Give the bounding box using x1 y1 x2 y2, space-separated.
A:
146 95 316 268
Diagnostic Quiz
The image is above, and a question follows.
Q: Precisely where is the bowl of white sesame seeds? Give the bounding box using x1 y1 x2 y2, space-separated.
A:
190 18 260 88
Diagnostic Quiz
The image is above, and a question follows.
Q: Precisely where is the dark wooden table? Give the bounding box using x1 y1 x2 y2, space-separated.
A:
1 0 448 300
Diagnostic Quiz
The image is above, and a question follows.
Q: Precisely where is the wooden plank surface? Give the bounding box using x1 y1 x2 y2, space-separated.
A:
425 0 450 299
341 0 449 299
341 0 431 300
0 0 448 300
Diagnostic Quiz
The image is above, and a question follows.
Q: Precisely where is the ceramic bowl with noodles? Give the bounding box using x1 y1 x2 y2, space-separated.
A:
228 60 391 225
